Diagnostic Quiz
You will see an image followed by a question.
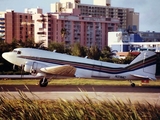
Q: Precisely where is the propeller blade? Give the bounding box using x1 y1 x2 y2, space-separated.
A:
13 64 15 70
21 65 24 78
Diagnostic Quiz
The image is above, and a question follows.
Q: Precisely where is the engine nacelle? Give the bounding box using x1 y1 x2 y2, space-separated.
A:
24 61 47 75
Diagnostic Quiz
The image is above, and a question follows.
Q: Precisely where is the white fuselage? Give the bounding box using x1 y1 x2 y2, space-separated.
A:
2 48 156 80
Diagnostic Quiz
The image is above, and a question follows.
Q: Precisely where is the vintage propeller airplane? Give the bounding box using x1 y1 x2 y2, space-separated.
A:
2 48 157 87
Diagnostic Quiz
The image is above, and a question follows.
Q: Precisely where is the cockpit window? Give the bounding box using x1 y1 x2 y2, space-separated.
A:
13 50 17 52
17 51 21 54
12 50 21 54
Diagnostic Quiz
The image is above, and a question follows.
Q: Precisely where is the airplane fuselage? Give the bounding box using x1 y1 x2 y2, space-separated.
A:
2 48 156 81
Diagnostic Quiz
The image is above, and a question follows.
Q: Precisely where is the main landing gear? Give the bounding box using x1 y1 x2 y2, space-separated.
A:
129 80 135 87
39 77 48 87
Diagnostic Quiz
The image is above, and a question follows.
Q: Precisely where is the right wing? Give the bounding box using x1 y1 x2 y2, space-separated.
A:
40 65 76 77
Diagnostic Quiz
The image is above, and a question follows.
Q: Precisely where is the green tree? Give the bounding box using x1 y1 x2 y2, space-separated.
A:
123 53 135 64
99 46 114 62
0 41 13 73
156 53 160 75
71 42 87 57
48 42 66 53
87 45 101 60
24 39 35 47
11 38 18 49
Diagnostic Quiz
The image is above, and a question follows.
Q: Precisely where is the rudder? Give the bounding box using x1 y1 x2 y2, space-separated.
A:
129 51 157 75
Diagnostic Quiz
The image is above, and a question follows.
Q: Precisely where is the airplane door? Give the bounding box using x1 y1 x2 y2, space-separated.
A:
91 61 101 78
32 62 38 70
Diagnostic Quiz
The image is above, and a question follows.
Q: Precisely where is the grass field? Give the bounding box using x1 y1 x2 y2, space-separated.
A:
0 78 160 86
0 90 160 120
0 78 160 119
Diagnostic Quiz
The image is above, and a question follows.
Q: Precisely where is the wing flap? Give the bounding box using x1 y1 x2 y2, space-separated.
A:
40 65 76 77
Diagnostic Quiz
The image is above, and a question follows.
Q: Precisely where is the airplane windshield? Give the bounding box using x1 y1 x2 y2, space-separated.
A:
13 50 17 53
12 50 21 54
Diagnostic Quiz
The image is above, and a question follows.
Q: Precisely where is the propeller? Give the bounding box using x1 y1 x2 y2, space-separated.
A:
13 64 16 71
20 64 25 78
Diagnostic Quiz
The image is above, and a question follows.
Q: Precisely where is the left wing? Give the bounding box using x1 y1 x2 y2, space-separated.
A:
40 65 76 77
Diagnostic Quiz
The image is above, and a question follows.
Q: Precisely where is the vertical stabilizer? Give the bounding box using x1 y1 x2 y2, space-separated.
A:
128 51 157 78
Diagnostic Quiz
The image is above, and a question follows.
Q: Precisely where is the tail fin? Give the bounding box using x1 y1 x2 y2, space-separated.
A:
128 51 157 80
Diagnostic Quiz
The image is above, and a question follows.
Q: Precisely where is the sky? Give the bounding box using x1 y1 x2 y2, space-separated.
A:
0 0 160 32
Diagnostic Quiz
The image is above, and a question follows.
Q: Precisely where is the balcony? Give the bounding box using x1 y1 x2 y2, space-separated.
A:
0 18 5 20
0 26 5 28
0 22 5 24
37 19 46 22
37 32 46 35
0 30 5 32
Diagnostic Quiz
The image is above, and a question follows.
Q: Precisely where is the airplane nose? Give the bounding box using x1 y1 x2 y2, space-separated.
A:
2 52 11 62
2 52 19 65
2 53 7 60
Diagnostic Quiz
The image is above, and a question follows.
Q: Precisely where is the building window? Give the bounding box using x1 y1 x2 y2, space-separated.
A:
48 36 51 39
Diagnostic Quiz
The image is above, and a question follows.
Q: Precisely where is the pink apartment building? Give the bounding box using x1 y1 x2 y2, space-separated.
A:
53 13 119 49
33 10 119 49
0 0 139 49
0 8 42 43
3 10 34 43
1 8 119 49
51 0 139 31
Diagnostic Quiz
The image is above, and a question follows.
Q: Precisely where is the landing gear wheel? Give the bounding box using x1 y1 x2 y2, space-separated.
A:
39 78 48 87
131 83 135 87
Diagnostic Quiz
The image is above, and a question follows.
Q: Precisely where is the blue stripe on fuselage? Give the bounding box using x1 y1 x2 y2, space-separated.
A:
18 55 156 74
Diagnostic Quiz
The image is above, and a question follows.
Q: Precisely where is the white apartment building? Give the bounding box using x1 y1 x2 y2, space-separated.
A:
0 12 5 41
24 7 43 14
93 0 111 6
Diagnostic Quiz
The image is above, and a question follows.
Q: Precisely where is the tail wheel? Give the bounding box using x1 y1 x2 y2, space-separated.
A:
131 83 135 87
39 78 48 87
129 80 135 87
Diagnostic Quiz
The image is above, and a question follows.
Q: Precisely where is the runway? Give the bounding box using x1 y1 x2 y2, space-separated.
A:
0 85 160 104
0 85 160 92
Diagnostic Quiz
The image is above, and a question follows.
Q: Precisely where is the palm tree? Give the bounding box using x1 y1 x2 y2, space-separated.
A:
87 45 101 60
61 28 67 38
71 42 87 57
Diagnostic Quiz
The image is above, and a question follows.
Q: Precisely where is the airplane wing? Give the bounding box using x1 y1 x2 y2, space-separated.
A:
40 65 76 77
131 74 157 81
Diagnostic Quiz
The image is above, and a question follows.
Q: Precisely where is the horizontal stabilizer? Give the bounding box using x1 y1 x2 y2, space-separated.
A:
40 65 76 77
131 74 157 81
